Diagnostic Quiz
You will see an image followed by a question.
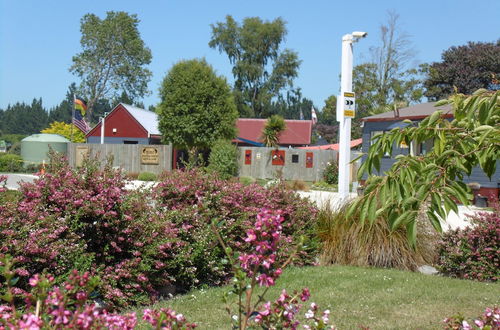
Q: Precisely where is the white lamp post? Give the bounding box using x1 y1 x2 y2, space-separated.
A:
337 31 367 200
100 112 109 144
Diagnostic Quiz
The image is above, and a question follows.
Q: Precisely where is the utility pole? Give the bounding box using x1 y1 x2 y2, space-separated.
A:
337 31 367 200
100 112 109 144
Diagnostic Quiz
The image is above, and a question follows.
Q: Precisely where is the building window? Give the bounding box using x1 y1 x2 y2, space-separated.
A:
292 154 299 163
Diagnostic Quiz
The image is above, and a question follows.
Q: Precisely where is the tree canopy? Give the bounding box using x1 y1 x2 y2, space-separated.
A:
157 59 238 151
209 15 301 118
352 89 500 247
424 41 500 101
70 11 152 118
0 99 48 135
41 121 85 143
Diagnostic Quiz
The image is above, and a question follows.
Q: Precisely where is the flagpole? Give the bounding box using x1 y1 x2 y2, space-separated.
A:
71 94 75 143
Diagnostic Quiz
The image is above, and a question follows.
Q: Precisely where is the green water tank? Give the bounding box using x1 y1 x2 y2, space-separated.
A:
21 134 70 165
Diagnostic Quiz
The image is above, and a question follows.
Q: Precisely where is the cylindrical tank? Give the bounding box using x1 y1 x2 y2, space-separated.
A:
21 134 70 165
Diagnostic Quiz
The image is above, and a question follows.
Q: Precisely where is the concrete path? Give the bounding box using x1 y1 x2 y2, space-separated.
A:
298 190 481 231
1 173 37 190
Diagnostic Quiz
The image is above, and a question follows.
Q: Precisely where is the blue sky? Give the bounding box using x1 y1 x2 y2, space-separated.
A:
1 0 499 111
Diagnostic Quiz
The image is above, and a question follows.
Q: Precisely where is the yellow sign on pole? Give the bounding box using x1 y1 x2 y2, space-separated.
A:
343 92 356 118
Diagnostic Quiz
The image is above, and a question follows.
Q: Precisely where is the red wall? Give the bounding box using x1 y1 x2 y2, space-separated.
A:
87 105 148 138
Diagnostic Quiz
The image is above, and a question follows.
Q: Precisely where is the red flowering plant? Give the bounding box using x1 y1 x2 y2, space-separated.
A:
153 169 319 290
213 209 334 330
437 206 500 282
0 255 196 329
0 153 184 308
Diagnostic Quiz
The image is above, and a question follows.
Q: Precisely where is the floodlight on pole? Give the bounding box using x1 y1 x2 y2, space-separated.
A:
337 31 367 200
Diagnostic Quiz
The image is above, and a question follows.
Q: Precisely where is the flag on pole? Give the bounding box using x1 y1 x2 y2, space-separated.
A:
72 97 91 133
300 108 304 120
311 106 318 125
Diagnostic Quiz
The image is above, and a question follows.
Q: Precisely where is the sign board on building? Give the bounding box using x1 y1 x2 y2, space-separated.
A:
141 147 159 165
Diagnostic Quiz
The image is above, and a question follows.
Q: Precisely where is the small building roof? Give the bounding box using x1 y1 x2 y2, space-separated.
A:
235 119 312 146
22 134 70 143
297 138 362 151
120 104 160 135
362 102 453 122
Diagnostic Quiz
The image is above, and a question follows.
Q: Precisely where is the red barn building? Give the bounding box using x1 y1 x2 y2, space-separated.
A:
86 103 161 144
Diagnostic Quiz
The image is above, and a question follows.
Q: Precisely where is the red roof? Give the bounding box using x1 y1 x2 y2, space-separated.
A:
297 138 363 151
235 119 312 146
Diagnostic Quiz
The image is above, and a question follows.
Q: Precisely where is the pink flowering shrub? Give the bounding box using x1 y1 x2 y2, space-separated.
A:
443 306 500 329
153 169 319 289
0 154 184 307
437 208 500 282
214 209 334 329
0 256 196 329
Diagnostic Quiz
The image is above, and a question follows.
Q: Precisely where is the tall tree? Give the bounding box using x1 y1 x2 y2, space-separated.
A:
209 15 301 118
269 88 313 120
424 41 500 101
1 99 48 135
157 59 238 152
70 11 152 119
351 12 424 137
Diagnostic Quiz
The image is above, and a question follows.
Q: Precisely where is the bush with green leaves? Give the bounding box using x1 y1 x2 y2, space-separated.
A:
437 209 500 282
261 115 286 147
207 139 239 180
353 90 499 247
0 153 23 172
322 161 338 185
137 171 157 181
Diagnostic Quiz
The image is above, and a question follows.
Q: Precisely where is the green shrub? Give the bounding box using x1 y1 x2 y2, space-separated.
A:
138 171 157 181
317 200 438 271
0 153 23 172
207 139 238 180
322 161 338 184
437 209 499 281
239 176 256 185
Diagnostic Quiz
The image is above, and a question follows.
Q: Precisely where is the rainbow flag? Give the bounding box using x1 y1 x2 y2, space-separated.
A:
73 97 90 133
74 98 87 116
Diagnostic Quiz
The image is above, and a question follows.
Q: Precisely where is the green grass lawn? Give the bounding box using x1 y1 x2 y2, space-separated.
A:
137 265 499 329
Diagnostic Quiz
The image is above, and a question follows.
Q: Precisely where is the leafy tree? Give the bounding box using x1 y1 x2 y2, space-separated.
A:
261 115 286 148
70 11 152 118
157 59 238 153
352 89 500 247
41 121 86 143
424 41 500 101
319 95 337 126
1 98 48 135
209 15 301 118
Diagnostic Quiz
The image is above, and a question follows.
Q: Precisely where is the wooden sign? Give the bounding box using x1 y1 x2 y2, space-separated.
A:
271 150 285 166
245 150 252 165
75 146 89 167
306 152 313 168
141 147 159 165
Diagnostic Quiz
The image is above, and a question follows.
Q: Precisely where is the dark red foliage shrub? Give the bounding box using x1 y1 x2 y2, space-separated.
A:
437 208 500 282
152 169 319 289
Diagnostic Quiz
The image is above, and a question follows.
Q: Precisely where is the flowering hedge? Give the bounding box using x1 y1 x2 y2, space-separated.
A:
152 169 319 290
437 209 499 282
0 156 319 308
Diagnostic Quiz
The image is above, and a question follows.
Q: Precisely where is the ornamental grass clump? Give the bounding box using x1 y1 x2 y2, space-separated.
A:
437 208 500 282
317 201 438 270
